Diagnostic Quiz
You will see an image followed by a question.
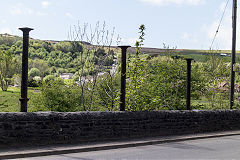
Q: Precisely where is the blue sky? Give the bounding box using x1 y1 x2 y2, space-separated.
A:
0 0 239 50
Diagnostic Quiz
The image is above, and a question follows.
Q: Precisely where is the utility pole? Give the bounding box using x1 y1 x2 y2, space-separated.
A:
230 0 237 109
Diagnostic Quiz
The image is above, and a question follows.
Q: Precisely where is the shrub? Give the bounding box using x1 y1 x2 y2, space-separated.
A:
34 80 82 112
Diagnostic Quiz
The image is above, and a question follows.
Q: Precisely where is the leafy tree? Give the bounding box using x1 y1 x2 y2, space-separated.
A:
69 41 83 55
29 59 49 78
0 51 15 91
34 79 83 112
57 68 66 75
43 75 55 83
29 68 41 78
126 24 148 111
49 66 57 74
0 34 20 46
145 57 187 110
42 41 54 52
201 55 230 108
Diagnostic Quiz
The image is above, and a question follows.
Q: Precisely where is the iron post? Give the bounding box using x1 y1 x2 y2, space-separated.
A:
186 58 193 110
19 27 33 112
118 45 131 111
230 0 237 109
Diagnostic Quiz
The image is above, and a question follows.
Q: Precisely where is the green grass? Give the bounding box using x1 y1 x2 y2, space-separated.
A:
192 98 229 110
0 87 239 112
0 87 44 112
0 87 21 112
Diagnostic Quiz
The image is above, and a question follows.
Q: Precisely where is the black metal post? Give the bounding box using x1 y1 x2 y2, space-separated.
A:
186 58 193 110
19 27 33 112
118 45 131 111
230 0 237 109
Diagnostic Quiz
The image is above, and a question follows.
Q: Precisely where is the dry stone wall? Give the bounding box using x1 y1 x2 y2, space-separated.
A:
0 110 240 147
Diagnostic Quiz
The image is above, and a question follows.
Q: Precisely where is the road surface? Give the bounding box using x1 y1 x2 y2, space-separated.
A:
16 135 240 160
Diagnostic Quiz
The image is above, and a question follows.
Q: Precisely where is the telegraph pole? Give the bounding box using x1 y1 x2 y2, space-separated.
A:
230 0 237 109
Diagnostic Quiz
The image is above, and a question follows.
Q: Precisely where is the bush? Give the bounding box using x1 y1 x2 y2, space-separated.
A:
43 75 55 83
28 79 41 87
29 68 40 78
34 80 82 112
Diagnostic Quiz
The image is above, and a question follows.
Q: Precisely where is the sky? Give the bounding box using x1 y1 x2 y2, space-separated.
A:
0 0 239 50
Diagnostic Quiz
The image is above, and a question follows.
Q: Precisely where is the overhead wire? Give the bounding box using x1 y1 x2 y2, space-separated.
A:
209 0 230 50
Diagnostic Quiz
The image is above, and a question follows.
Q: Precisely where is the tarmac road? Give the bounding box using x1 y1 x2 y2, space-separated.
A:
16 134 240 160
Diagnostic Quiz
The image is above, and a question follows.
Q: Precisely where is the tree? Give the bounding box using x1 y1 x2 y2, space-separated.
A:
95 73 120 111
43 75 55 83
69 21 121 111
126 24 148 111
28 67 42 87
29 68 40 79
29 59 49 78
0 51 15 91
34 79 82 112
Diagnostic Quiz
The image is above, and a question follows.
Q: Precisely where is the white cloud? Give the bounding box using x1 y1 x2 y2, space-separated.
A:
9 6 22 15
219 2 227 12
121 37 138 46
0 28 13 34
182 32 190 40
66 12 74 19
141 0 204 6
42 1 50 8
36 11 48 16
181 32 198 44
9 5 33 16
206 18 232 50
203 2 239 50
27 8 33 15
0 20 7 24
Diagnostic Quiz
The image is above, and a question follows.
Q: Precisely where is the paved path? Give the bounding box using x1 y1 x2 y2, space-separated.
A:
10 134 240 160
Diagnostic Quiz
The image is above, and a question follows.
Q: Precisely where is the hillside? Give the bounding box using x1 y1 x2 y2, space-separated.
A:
0 33 236 81
0 33 238 111
0 33 116 79
1 33 235 58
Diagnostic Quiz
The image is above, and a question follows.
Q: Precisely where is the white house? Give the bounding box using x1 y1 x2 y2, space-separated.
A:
60 73 74 80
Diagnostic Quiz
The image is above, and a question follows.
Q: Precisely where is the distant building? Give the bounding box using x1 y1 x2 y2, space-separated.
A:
60 73 74 80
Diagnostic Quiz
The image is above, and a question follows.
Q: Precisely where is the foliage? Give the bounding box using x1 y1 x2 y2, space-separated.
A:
29 68 40 78
126 24 150 111
43 75 55 83
0 50 17 91
0 34 115 83
94 73 121 111
0 28 239 112
34 80 82 112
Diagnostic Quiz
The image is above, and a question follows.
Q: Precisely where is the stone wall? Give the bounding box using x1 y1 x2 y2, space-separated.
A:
0 110 240 147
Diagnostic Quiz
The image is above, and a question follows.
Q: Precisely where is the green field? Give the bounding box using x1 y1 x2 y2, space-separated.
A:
0 86 235 112
0 87 44 112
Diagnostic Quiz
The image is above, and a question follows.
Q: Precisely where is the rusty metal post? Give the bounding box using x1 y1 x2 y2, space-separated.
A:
19 27 33 112
186 58 193 110
118 46 131 111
